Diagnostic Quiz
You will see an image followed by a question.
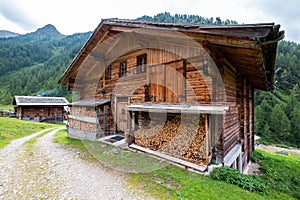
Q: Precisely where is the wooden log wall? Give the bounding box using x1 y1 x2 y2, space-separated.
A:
70 106 96 118
20 106 63 121
221 61 254 170
69 106 97 133
222 64 240 158
185 57 212 104
68 118 96 133
78 48 213 106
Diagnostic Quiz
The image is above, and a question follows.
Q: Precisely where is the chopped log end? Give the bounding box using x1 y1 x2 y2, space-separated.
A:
135 114 208 165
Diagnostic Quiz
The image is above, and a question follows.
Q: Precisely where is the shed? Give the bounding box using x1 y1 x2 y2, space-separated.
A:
13 96 69 122
59 19 284 172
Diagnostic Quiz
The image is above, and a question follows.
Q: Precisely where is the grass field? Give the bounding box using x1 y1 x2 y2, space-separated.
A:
252 149 300 199
53 129 298 200
0 104 14 111
0 117 62 148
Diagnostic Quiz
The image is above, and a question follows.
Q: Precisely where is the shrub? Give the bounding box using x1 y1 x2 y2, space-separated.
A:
251 150 264 163
210 167 269 195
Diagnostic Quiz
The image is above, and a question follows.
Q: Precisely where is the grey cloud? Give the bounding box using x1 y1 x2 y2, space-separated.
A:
249 0 300 42
0 1 38 31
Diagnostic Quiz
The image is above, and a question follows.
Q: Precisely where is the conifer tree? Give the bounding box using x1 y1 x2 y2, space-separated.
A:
270 104 291 143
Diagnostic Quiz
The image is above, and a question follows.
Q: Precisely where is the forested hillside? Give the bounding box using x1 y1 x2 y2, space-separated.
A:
0 12 299 147
254 41 300 147
137 12 238 25
0 25 91 103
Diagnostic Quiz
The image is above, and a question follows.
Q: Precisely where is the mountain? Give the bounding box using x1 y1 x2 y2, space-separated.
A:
0 25 91 104
0 30 20 38
29 24 62 38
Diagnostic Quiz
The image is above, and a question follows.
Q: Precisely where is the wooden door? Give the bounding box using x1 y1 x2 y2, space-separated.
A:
116 97 128 133
149 60 185 103
149 64 165 102
165 60 185 103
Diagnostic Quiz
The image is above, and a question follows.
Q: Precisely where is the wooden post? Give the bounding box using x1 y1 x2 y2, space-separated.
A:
238 152 243 173
233 159 237 169
138 112 142 130
103 105 108 134
20 106 23 119
205 114 209 157
61 107 64 122
132 111 136 132
126 111 132 143
126 111 135 145
96 107 102 138
209 114 216 154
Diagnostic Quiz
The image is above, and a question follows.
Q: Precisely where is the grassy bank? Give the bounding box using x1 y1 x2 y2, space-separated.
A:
53 129 296 199
252 149 300 199
0 104 14 111
0 117 61 148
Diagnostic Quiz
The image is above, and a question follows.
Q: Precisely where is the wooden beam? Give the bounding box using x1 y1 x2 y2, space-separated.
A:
68 115 97 124
130 144 207 172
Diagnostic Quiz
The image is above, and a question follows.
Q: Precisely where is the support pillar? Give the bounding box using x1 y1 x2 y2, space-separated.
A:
238 153 243 173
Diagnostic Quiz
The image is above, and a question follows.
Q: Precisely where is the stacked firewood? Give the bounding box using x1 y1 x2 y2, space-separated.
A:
134 115 208 164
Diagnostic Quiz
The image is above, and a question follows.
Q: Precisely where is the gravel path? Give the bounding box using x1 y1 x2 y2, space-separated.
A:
0 127 150 200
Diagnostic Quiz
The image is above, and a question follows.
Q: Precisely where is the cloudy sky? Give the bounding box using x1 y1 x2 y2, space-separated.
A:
0 0 299 42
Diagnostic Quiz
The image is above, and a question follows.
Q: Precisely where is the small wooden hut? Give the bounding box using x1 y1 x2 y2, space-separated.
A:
59 19 284 172
13 96 69 122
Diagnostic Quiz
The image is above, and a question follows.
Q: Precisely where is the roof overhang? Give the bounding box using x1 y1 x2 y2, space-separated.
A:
125 104 229 115
15 103 68 106
13 96 69 106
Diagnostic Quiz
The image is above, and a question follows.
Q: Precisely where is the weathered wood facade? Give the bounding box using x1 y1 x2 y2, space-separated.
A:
59 19 283 172
13 96 69 123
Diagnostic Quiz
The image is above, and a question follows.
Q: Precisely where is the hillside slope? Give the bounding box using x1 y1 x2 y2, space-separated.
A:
0 30 20 38
0 25 91 103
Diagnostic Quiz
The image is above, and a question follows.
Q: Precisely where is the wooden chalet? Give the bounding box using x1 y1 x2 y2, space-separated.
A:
59 19 284 172
13 96 69 122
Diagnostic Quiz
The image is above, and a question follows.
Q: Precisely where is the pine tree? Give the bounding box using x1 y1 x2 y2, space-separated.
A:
254 105 264 136
290 106 300 147
270 104 291 143
262 123 273 142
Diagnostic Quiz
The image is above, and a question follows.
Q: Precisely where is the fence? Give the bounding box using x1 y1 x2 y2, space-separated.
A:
0 110 16 117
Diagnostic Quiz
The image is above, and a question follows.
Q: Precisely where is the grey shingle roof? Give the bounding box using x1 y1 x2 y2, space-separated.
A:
13 96 69 106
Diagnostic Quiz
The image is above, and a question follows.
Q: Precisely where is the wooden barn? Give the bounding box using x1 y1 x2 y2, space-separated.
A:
13 96 69 122
59 19 284 172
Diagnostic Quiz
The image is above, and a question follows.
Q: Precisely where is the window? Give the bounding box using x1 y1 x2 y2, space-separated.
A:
105 65 112 80
137 54 147 73
119 61 127 77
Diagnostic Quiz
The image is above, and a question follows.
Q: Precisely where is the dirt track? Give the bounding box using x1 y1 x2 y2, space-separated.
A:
0 127 150 200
